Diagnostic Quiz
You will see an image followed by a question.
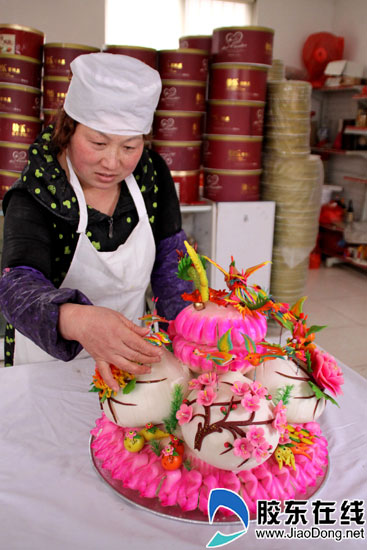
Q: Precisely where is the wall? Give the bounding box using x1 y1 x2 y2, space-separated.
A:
0 0 105 48
333 0 367 71
254 0 336 70
1 0 366 71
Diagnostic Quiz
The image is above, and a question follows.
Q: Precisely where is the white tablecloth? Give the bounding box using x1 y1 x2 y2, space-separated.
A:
0 357 366 550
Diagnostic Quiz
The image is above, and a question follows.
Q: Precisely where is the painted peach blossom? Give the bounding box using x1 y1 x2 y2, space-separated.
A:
197 386 217 406
233 437 253 459
176 404 193 425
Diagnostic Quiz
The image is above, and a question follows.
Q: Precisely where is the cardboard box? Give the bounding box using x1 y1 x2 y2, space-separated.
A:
324 60 364 87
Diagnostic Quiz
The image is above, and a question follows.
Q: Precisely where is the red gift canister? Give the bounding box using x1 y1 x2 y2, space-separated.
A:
203 167 261 202
0 24 44 61
206 99 264 136
153 111 204 141
0 141 29 172
43 76 70 109
209 63 268 101
0 54 42 88
0 169 20 199
179 35 212 53
42 109 58 127
203 134 263 170
0 83 41 117
103 45 157 69
0 113 41 144
171 170 200 204
151 140 202 171
158 49 208 81
158 80 206 112
211 26 274 66
43 43 100 77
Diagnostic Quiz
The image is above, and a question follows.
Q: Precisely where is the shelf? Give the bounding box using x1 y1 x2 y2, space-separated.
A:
344 126 367 136
315 85 363 93
344 256 367 270
312 147 367 159
344 175 367 185
180 200 212 213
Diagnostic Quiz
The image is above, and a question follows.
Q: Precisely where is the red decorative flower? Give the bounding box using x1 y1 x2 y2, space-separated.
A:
311 348 344 397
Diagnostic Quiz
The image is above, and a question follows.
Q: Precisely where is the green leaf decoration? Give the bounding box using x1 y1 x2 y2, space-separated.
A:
183 459 192 471
305 350 312 373
306 325 327 336
218 329 233 353
273 384 294 405
307 381 339 407
148 440 161 457
241 332 257 354
163 384 184 434
100 393 108 404
177 253 207 282
122 378 136 394
89 386 100 393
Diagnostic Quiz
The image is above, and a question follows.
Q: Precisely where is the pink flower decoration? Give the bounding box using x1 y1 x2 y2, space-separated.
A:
197 386 217 406
273 401 287 416
231 381 251 396
246 427 265 446
162 444 174 456
241 392 260 411
311 349 344 397
250 381 268 398
272 411 287 433
253 440 270 463
233 437 254 459
188 378 202 390
198 371 218 387
176 404 193 425
126 430 137 439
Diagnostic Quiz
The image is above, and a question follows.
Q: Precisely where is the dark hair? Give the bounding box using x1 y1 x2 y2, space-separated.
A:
51 109 78 151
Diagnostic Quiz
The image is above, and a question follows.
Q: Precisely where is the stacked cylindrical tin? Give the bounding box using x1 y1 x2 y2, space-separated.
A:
42 42 99 126
0 24 44 199
202 26 274 202
151 47 209 204
102 44 157 69
261 74 323 305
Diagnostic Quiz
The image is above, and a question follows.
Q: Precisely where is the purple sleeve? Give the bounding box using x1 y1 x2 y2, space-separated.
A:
150 229 193 320
0 266 92 361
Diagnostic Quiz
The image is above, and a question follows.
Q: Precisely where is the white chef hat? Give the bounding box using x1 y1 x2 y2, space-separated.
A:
64 52 162 135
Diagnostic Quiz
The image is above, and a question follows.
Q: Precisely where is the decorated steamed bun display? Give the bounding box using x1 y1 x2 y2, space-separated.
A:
90 241 344 517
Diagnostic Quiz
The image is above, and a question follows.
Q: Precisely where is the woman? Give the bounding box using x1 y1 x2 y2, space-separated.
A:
0 53 191 390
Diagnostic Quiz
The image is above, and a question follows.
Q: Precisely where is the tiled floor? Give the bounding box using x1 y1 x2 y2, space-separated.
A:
302 264 367 379
1 264 366 375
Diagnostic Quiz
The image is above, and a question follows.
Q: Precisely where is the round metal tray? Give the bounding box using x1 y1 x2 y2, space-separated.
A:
90 435 329 525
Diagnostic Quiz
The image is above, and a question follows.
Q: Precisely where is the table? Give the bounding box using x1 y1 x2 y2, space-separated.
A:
0 357 366 550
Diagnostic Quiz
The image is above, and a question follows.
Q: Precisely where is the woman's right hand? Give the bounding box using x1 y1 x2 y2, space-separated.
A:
58 303 163 391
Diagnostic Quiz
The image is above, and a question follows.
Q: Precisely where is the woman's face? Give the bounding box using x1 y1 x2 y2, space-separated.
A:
67 124 144 191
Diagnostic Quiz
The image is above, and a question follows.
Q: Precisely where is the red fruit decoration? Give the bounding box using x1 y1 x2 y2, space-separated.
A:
169 435 185 455
302 32 344 88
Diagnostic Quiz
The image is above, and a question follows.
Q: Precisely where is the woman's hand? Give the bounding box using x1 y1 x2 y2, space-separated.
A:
58 303 162 391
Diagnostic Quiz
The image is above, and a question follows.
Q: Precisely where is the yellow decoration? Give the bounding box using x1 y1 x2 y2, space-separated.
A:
139 427 170 441
184 240 209 302
124 433 145 453
274 445 296 471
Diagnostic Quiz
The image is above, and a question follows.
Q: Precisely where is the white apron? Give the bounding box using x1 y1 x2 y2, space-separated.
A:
14 156 156 365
